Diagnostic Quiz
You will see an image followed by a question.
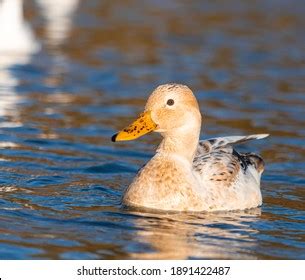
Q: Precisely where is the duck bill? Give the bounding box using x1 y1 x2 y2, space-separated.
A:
111 111 157 142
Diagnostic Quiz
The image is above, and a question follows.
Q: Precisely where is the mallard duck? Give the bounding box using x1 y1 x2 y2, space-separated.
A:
112 84 268 212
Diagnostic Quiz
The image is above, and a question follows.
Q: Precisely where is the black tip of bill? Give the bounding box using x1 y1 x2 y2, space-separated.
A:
111 133 118 142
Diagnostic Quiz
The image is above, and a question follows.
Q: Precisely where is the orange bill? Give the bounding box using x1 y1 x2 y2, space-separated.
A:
111 111 157 142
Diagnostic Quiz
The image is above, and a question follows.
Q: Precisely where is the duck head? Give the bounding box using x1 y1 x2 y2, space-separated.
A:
112 83 202 142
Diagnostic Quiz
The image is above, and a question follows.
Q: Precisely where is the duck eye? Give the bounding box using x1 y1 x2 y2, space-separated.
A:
167 99 175 106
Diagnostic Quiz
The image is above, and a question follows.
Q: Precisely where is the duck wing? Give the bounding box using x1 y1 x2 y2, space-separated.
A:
196 134 269 155
193 134 269 188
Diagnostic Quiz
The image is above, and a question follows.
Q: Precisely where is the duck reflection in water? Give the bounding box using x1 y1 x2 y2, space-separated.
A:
125 207 261 259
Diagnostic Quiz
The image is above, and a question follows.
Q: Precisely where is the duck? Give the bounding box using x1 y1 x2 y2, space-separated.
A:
0 0 40 54
112 83 268 212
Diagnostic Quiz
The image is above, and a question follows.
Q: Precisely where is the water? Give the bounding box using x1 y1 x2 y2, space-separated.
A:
0 0 304 259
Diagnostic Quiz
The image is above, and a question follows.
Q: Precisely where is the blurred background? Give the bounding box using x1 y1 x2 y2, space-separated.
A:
0 0 304 259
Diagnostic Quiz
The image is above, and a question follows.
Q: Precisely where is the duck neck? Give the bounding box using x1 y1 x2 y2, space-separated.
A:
157 124 201 164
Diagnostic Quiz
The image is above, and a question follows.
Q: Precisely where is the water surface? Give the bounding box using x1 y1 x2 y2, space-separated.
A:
0 0 304 259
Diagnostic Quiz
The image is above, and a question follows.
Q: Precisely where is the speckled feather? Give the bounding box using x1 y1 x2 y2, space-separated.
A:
192 135 267 210
195 134 268 180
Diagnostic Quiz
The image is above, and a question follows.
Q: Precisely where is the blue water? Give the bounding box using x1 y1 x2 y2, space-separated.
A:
0 0 304 259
